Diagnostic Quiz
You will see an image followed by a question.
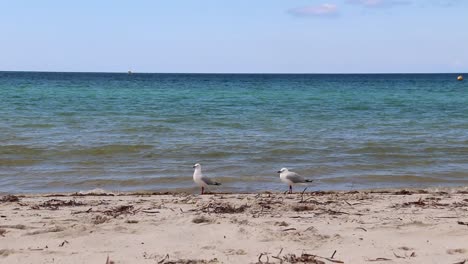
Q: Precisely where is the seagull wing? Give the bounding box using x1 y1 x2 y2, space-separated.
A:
201 176 221 186
285 172 306 184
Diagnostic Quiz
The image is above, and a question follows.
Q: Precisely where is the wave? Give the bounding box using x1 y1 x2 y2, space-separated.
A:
61 144 154 156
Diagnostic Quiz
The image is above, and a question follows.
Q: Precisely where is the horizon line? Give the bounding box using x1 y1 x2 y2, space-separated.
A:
0 70 466 75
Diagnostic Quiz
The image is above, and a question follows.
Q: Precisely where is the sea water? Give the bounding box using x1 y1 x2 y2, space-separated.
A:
1 72 467 193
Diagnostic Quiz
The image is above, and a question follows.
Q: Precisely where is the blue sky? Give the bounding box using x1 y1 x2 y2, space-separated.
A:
0 0 467 73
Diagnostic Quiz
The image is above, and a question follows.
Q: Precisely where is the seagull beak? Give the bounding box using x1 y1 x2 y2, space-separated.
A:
277 170 281 173
193 165 196 168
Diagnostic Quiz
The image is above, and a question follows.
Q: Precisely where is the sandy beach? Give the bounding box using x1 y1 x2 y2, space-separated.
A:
1 188 468 264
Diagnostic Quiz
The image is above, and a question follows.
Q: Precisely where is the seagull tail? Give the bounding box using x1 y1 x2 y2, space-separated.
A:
305 179 313 183
213 182 221 186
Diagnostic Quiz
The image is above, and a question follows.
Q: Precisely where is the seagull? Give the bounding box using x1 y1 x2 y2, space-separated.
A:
277 168 313 194
193 163 221 195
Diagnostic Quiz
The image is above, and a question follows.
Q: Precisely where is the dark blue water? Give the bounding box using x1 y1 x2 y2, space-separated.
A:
1 72 467 193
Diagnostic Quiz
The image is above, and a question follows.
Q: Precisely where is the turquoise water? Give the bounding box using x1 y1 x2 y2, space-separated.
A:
1 72 467 193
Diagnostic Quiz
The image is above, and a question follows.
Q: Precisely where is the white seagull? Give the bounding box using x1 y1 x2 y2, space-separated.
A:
277 167 313 194
193 163 221 195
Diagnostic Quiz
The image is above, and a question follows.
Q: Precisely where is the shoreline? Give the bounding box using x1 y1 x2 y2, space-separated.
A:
1 187 468 263
3 184 468 196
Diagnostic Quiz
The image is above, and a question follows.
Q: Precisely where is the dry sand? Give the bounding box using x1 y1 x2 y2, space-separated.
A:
1 188 468 263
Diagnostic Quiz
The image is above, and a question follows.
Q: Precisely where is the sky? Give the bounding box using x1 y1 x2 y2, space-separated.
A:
0 0 467 73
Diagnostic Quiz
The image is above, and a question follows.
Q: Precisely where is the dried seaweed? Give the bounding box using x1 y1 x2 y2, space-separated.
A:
394 190 413 195
282 253 325 264
258 251 343 264
157 255 219 264
103 205 136 217
396 197 452 209
93 215 109 224
200 203 249 214
35 199 86 210
0 195 19 203
292 205 315 212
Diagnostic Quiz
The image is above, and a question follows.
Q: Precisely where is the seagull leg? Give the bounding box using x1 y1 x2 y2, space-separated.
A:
201 186 204 195
289 185 292 194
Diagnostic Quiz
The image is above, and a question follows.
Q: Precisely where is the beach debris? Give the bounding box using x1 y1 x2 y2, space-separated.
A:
103 205 136 217
156 253 219 264
92 215 109 225
457 221 468 226
0 224 27 230
34 199 86 210
453 260 467 264
0 249 14 257
106 255 115 264
142 209 160 214
58 240 69 247
72 208 93 214
0 229 6 237
447 249 467 255
366 257 392 262
192 216 212 224
125 219 139 224
200 203 249 214
257 253 270 263
395 197 452 209
292 205 315 212
0 195 19 203
275 221 289 227
393 252 406 259
258 250 343 264
158 254 170 263
282 253 325 264
394 190 412 195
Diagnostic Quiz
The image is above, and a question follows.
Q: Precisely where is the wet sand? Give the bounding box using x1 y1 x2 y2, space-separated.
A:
1 188 468 263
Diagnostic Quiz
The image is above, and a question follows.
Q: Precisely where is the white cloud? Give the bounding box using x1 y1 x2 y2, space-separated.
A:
347 0 410 8
288 4 339 17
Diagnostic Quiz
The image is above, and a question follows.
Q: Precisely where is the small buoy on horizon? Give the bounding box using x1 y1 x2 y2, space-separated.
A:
457 75 463 81
128 70 133 75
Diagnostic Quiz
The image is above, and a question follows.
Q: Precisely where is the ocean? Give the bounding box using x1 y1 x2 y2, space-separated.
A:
1 72 467 194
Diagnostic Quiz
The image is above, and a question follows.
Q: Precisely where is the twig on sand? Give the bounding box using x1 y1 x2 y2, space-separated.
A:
276 248 284 258
105 255 115 264
158 254 169 264
258 252 269 263
271 248 284 263
331 250 337 259
457 221 468 226
300 188 308 203
366 257 392 262
142 209 160 214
